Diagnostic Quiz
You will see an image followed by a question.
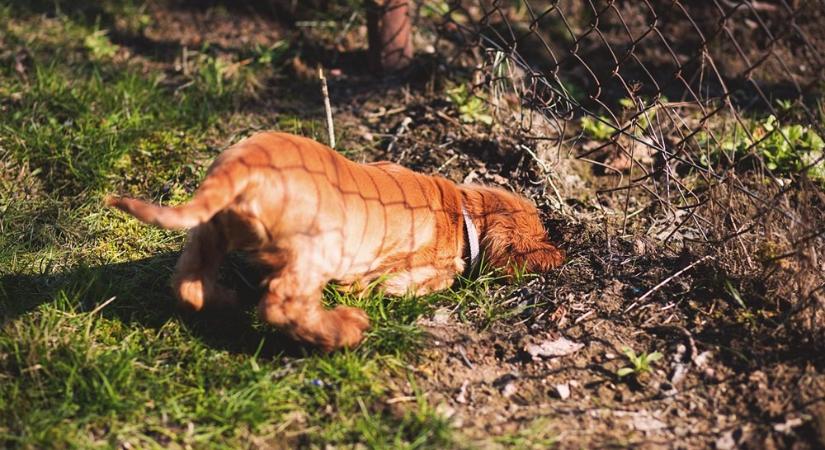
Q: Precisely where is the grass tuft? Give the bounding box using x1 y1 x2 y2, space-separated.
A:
0 5 464 447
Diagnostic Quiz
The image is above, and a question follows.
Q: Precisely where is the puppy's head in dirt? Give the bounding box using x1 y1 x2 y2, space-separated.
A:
108 131 564 351
460 185 565 274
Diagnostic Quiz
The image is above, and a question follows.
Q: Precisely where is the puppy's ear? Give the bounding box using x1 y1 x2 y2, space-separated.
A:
484 230 564 275
465 184 564 274
520 241 565 273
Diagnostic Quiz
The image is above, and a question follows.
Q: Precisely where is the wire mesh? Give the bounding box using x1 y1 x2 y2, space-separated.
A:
424 0 824 331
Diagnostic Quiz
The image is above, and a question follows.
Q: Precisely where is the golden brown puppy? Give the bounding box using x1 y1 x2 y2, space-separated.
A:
108 132 563 351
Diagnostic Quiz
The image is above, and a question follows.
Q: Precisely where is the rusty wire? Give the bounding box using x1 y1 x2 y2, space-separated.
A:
416 1 825 334
424 1 824 255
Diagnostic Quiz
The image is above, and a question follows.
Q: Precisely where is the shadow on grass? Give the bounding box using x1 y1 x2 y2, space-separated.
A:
0 253 315 359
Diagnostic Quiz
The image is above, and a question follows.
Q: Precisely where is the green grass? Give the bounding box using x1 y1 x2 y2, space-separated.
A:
493 418 558 449
0 4 534 447
0 5 464 448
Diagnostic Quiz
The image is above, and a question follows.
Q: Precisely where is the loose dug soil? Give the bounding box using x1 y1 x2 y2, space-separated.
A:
102 2 825 448
364 97 825 449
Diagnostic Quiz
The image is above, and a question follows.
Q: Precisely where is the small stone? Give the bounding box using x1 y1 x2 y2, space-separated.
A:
436 403 456 420
633 239 646 255
695 351 713 368
492 373 519 398
773 417 804 434
715 429 740 450
659 381 678 398
632 414 667 432
525 336 584 359
670 363 688 386
455 381 469 404
553 382 571 399
501 382 517 398
431 308 451 324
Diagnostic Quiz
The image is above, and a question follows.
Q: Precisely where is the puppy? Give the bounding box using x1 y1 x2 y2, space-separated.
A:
108 132 563 351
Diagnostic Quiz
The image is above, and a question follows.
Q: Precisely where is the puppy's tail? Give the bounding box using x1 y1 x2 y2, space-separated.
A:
106 168 247 230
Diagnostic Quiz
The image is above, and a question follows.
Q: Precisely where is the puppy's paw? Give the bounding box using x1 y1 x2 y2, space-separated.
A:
330 305 370 349
174 278 205 312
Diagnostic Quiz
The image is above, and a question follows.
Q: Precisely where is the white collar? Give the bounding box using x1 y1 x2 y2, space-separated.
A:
462 205 480 271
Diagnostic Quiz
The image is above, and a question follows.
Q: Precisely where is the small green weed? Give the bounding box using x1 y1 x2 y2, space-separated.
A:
723 278 747 309
580 115 615 140
439 261 541 328
616 347 663 379
83 29 119 60
446 84 494 125
581 97 665 141
494 418 558 449
420 1 450 19
252 41 289 67
699 114 825 182
188 50 261 98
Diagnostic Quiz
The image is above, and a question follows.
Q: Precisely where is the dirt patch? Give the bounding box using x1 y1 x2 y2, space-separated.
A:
142 1 287 51
332 94 825 446
291 66 824 449
396 220 825 448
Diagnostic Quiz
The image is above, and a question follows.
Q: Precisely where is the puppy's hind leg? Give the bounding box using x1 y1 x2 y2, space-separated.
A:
258 274 369 352
171 220 237 311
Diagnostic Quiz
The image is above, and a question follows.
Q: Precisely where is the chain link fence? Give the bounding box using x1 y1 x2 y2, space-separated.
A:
422 0 824 334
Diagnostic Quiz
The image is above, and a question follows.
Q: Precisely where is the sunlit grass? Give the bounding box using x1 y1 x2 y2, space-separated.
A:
0 3 500 448
0 2 552 447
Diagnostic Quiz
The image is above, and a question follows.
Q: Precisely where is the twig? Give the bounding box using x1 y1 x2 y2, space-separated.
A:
437 154 458 172
386 395 424 404
457 346 474 369
90 296 117 315
318 66 335 149
435 110 461 127
637 255 714 302
365 105 407 119
387 116 412 153
574 310 594 324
